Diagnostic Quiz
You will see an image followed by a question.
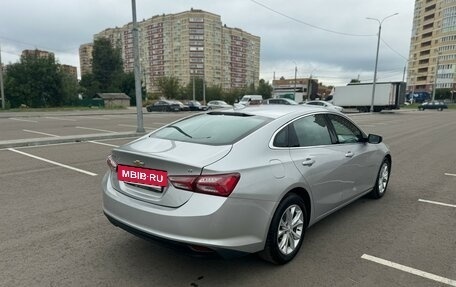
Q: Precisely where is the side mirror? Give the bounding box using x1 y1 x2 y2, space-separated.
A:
367 134 383 144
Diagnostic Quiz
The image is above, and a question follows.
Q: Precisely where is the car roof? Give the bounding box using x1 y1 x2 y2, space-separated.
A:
225 104 329 119
307 100 328 103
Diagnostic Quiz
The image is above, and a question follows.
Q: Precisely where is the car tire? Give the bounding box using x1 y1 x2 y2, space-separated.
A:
259 193 307 265
368 158 391 199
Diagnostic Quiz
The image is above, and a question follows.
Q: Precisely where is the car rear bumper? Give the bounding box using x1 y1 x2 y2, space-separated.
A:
102 172 275 254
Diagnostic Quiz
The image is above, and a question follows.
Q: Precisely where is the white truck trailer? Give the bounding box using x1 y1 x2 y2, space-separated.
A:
332 82 405 112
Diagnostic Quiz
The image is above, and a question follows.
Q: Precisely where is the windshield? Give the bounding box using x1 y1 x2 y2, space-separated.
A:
151 113 271 145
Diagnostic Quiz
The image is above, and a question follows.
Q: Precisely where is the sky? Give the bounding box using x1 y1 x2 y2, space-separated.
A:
0 0 415 86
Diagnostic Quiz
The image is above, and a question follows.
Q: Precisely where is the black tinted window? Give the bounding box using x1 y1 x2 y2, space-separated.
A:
291 114 332 147
273 126 289 147
328 114 364 143
151 113 270 145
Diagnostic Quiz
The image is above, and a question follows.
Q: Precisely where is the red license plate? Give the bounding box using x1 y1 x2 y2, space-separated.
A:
117 165 168 187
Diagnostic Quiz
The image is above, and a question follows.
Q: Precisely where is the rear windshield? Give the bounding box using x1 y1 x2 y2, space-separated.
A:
150 113 271 145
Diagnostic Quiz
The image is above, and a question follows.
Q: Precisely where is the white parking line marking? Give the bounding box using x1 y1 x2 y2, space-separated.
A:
418 199 456 208
7 148 97 176
9 118 38 123
361 254 456 286
23 129 60 137
88 141 119 147
118 124 158 129
153 122 168 125
44 116 76 121
80 116 109 120
75 126 117 133
444 173 456 177
103 115 133 119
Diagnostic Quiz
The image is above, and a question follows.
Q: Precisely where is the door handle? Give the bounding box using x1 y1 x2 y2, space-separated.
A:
345 151 354 158
302 158 315 166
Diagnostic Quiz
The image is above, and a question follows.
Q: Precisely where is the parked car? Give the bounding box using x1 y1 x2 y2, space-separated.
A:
173 100 190 111
302 100 344 112
263 98 298 105
239 95 263 105
146 100 180 112
187 100 208 111
406 92 431 103
418 101 448 111
207 100 233 110
103 105 391 264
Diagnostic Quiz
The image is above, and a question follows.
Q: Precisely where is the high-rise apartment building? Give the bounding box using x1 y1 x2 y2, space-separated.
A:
84 9 260 93
59 64 78 80
21 49 55 59
408 0 456 92
79 43 94 77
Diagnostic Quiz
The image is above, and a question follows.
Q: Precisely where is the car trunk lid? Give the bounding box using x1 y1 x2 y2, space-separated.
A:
109 137 232 207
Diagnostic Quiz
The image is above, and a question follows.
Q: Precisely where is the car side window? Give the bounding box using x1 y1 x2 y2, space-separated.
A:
290 114 332 147
328 114 363 144
273 125 289 147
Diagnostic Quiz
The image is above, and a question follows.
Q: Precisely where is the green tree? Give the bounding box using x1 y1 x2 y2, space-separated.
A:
180 78 196 100
5 53 63 108
60 71 79 105
156 76 181 99
222 88 247 104
120 72 146 105
79 73 100 98
80 38 144 106
256 79 273 98
435 88 451 100
205 85 223 102
91 38 124 92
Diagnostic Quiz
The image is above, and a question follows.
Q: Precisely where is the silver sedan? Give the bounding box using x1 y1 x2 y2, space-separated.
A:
207 100 233 110
102 105 391 264
302 100 344 112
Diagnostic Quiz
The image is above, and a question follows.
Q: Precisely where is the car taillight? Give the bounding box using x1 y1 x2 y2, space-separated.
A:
168 173 240 197
107 154 117 172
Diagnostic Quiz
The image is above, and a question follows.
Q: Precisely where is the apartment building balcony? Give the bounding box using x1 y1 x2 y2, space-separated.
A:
421 21 433 30
423 12 435 21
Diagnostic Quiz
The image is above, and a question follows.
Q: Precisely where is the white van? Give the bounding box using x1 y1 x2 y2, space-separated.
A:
239 95 263 106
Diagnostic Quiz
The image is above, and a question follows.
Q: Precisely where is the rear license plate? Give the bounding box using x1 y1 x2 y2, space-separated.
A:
117 165 167 187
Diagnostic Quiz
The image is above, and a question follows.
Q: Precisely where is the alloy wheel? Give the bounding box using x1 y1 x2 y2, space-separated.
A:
277 204 304 255
377 163 389 195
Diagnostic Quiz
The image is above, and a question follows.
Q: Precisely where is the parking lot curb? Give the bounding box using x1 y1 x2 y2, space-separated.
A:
0 132 147 149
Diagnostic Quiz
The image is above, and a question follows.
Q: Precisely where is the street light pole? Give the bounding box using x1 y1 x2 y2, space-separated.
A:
131 0 145 133
0 45 5 109
293 65 297 100
367 13 398 113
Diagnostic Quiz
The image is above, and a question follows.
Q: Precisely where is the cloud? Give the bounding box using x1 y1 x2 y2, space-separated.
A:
0 0 414 85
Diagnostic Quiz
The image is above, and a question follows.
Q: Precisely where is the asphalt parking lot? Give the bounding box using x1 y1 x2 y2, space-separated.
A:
0 108 455 286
